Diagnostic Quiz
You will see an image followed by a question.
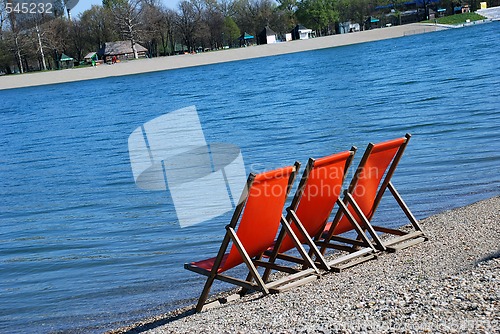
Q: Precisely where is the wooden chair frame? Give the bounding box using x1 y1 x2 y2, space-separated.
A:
265 148 378 275
185 162 320 312
321 133 427 255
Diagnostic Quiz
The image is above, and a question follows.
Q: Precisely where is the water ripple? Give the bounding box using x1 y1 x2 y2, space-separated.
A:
0 21 499 333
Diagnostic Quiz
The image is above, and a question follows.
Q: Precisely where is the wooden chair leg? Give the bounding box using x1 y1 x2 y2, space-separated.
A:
196 274 217 312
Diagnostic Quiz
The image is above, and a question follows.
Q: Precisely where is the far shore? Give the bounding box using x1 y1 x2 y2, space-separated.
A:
0 23 445 91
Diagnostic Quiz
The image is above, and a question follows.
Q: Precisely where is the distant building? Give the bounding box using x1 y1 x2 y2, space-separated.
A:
59 53 75 69
238 32 254 47
336 21 360 34
84 52 98 64
428 8 436 19
365 16 381 29
258 26 277 44
98 41 148 62
291 25 313 40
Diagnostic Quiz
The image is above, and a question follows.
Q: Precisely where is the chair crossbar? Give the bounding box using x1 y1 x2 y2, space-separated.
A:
253 260 300 274
325 235 369 247
266 268 318 290
372 225 407 236
317 243 363 253
214 273 263 291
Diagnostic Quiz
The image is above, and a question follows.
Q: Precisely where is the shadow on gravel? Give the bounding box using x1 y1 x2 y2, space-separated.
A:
476 250 500 264
109 309 196 334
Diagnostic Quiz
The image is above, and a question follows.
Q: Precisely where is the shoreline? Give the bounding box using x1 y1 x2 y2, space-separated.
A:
110 196 499 333
0 23 445 91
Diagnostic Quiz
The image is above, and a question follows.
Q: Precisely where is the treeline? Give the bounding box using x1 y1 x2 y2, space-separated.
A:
0 0 490 74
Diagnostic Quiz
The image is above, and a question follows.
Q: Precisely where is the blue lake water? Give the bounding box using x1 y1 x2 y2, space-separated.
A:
1 22 499 333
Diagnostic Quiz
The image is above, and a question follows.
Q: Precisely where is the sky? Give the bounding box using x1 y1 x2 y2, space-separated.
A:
70 0 181 17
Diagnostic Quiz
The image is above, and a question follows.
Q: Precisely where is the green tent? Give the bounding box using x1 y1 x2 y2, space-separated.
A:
60 53 74 62
238 32 254 40
59 53 75 69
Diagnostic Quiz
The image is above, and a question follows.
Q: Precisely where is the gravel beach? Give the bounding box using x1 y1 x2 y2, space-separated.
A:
111 196 499 334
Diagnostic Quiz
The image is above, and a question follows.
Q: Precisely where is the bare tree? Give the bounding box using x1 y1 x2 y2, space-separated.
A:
0 1 8 35
233 0 283 38
25 13 54 71
162 8 177 55
4 0 29 73
140 0 167 56
79 5 118 51
202 0 224 49
175 0 202 52
111 0 144 58
218 0 237 17
68 19 89 61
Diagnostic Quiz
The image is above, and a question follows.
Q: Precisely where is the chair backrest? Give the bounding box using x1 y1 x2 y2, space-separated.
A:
221 163 299 271
277 150 355 253
333 134 411 235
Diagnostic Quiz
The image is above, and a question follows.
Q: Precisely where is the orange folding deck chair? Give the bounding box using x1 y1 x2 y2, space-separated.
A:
265 148 378 275
185 162 320 312
321 133 427 254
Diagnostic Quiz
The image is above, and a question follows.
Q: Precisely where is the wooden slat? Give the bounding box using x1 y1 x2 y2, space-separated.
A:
266 268 318 290
327 247 374 267
200 299 221 312
383 231 426 247
220 293 242 304
330 254 377 273
269 275 319 293
386 237 427 252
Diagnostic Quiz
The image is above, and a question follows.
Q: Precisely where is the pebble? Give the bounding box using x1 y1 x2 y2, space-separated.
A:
110 196 500 334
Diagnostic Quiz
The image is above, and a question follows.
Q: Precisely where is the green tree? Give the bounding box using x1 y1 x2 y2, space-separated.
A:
277 0 298 29
296 0 339 36
102 0 128 9
337 0 371 30
223 16 239 47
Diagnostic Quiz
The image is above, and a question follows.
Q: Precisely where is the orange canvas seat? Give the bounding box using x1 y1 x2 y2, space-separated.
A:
321 133 428 255
185 162 320 312
266 149 378 275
